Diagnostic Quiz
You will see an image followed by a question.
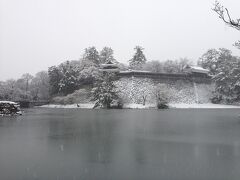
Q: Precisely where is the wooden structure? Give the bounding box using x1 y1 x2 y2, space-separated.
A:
117 69 212 84
183 65 209 77
99 61 120 73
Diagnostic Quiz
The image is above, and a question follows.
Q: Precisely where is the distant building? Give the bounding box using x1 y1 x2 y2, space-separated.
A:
98 63 211 83
183 65 209 77
99 61 120 73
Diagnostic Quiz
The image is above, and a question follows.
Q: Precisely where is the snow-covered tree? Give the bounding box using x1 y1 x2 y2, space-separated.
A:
0 80 13 100
199 48 240 103
48 60 82 96
92 73 120 109
178 58 193 72
78 47 102 85
162 58 192 74
198 48 232 75
99 47 117 64
58 61 80 95
82 46 100 66
78 66 101 85
198 49 220 75
142 60 164 73
118 63 128 71
0 77 33 101
30 71 50 100
129 46 147 69
48 66 63 95
136 80 153 105
163 60 179 73
212 56 240 103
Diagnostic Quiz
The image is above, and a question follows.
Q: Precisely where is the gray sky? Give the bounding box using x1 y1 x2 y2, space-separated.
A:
0 0 239 80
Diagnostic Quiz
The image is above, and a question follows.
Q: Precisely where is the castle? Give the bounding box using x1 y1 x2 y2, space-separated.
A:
100 61 213 104
100 61 211 84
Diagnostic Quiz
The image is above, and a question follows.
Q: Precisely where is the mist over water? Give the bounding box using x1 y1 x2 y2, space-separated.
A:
1 108 240 179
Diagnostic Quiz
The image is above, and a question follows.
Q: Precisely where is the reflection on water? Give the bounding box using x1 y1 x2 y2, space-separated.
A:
0 108 240 179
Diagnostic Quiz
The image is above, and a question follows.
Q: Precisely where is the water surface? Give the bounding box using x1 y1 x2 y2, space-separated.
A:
0 108 240 180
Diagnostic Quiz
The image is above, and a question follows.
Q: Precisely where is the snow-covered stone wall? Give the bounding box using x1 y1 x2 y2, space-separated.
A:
115 77 214 105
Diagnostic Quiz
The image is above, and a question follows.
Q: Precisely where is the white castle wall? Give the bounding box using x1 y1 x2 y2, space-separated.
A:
115 77 214 105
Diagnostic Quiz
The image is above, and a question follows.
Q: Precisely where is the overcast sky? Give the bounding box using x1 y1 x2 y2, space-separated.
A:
0 0 239 80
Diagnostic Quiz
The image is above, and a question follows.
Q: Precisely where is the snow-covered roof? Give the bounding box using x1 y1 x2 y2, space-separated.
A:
0 101 18 105
190 66 209 71
120 70 152 73
100 63 119 68
99 69 120 72
184 66 209 74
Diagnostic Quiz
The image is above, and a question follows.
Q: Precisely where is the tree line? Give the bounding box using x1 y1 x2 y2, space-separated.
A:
1 1 240 107
1 44 240 105
0 71 49 101
47 46 194 96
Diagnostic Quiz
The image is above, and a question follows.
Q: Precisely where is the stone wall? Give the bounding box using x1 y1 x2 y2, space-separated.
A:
115 76 214 105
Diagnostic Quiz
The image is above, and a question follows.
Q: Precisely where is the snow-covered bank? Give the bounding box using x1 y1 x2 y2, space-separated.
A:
169 103 240 109
123 104 155 109
40 103 94 109
40 103 240 109
40 103 155 109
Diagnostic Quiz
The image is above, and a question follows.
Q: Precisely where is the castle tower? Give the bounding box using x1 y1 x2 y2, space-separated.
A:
99 61 120 73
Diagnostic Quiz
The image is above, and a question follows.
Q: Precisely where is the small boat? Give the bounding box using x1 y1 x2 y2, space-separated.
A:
0 101 23 116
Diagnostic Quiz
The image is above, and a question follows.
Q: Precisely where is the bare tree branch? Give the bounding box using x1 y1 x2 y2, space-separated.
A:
234 41 240 49
213 1 240 31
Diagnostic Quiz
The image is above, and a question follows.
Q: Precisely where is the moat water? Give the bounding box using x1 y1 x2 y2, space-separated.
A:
1 108 240 180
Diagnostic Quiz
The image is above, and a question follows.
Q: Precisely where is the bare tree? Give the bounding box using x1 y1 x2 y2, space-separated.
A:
213 1 240 49
213 1 240 30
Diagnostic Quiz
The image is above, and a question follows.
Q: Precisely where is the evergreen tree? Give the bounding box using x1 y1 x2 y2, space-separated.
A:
78 66 100 85
79 47 101 85
198 48 232 75
48 61 80 96
129 46 147 69
213 56 240 103
48 66 62 95
99 47 117 64
199 48 240 103
82 47 100 66
58 61 80 95
92 73 120 109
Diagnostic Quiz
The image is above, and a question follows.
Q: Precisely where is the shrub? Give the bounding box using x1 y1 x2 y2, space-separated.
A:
157 102 169 109
51 88 92 105
110 99 124 109
154 84 169 109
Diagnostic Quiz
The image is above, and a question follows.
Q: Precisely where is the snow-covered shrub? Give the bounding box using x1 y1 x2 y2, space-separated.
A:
52 88 91 104
210 91 223 104
51 96 65 105
154 84 169 109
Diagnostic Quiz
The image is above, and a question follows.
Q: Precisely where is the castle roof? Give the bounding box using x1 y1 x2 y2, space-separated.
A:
184 65 209 74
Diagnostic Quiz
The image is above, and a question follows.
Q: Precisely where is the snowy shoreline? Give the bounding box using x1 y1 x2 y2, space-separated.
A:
40 103 240 109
